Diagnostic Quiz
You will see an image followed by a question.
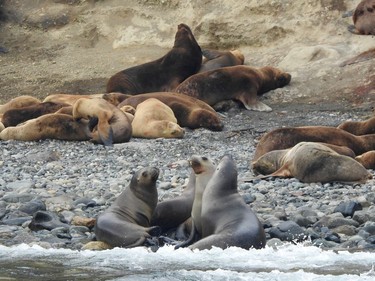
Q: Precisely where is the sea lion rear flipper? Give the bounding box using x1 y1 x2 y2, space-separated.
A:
174 221 199 250
202 49 223 60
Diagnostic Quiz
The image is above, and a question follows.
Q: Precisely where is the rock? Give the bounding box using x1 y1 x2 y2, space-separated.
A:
334 201 362 217
71 216 96 228
28 211 70 231
18 199 46 215
267 221 306 242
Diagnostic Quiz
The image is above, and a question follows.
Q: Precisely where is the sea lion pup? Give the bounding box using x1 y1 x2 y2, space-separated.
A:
0 95 41 114
131 98 185 139
338 116 375 135
348 0 375 35
340 47 375 67
95 167 161 248
198 49 245 73
43 93 104 106
151 170 196 233
251 142 372 183
118 92 224 131
253 126 375 161
356 150 375 169
0 113 91 141
175 65 291 112
252 143 357 176
72 98 132 146
106 23 202 94
175 155 217 249
185 155 266 250
1 102 70 127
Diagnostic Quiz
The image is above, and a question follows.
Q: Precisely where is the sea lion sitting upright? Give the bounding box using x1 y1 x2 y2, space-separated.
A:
338 116 375 135
198 49 245 73
131 98 185 139
0 113 91 141
253 142 372 183
106 23 202 94
175 65 291 112
253 126 375 161
0 95 41 114
348 0 375 35
187 155 266 250
95 167 160 248
72 98 132 146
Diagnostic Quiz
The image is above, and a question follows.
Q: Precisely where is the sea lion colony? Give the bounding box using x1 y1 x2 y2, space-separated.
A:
1 13 375 251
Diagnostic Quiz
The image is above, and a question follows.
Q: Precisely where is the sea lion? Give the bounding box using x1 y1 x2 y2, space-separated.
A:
0 121 4 132
198 49 245 73
94 167 160 248
187 155 266 250
102 92 131 106
251 142 372 183
253 126 375 161
72 98 132 146
43 93 104 106
340 47 375 67
106 23 202 94
175 65 291 112
348 0 375 35
338 116 375 135
1 101 70 127
0 113 91 141
252 142 357 176
118 92 223 131
131 98 185 139
356 150 375 169
0 95 41 114
175 155 217 249
151 170 196 233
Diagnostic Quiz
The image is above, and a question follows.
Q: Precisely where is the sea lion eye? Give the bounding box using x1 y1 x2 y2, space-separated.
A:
367 7 373 12
202 156 208 161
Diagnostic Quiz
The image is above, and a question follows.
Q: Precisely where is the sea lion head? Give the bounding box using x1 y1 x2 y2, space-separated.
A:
189 155 216 174
132 167 160 189
175 23 201 51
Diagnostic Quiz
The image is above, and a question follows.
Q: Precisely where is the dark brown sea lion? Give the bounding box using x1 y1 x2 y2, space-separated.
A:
198 49 245 73
186 155 266 250
175 65 291 111
348 0 375 35
94 167 160 248
1 102 70 127
151 170 196 233
0 95 41 114
251 142 372 183
356 150 375 169
0 113 90 141
118 92 223 131
253 126 375 161
72 98 132 146
338 116 375 135
106 23 202 94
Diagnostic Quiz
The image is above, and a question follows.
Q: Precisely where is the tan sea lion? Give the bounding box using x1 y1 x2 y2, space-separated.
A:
106 23 202 94
1 102 70 127
348 0 375 35
187 155 266 250
102 92 131 106
118 92 223 131
94 167 160 248
175 155 217 249
0 113 91 141
250 142 372 183
252 142 357 176
0 95 41 114
43 93 104 106
198 49 245 73
338 116 375 135
356 150 375 169
72 98 132 146
131 98 185 139
0 121 4 132
253 126 375 161
175 65 291 112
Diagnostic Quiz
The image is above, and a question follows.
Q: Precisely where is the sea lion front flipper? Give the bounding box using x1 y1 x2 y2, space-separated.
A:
202 49 223 60
236 90 272 112
243 100 272 112
97 119 114 146
270 166 293 178
347 25 360 34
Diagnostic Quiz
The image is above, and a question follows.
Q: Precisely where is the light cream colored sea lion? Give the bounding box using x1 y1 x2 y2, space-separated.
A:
43 93 104 106
176 65 291 112
338 116 375 135
187 155 266 250
0 121 4 132
356 150 375 169
0 113 91 141
0 95 41 114
198 49 245 73
251 142 372 183
72 98 132 146
253 126 375 161
131 98 184 139
94 167 160 248
348 0 375 35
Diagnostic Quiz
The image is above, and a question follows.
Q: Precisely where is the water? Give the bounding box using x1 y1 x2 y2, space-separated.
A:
1 243 375 280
